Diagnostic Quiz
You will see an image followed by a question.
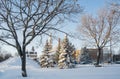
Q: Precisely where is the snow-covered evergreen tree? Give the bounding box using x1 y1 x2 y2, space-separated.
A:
54 38 61 65
47 34 55 67
80 47 92 64
40 40 54 68
58 35 75 69
40 54 49 68
40 40 50 68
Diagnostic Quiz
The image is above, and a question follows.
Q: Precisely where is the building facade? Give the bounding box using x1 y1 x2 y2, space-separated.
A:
74 48 103 64
113 54 120 62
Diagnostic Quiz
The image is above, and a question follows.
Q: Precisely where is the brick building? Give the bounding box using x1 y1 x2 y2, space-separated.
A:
74 48 103 64
88 49 103 63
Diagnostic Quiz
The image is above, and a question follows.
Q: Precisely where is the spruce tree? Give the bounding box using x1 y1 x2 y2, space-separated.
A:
54 38 61 65
58 35 75 69
40 40 54 68
68 43 76 68
40 40 50 68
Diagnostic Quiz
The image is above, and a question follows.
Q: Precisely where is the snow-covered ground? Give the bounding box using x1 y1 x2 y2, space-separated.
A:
0 57 120 79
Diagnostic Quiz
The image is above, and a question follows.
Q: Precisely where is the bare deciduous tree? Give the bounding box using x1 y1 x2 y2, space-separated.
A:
78 8 120 66
0 0 83 77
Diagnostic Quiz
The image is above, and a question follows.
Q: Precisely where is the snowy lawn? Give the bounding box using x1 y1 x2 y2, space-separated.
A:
0 57 120 79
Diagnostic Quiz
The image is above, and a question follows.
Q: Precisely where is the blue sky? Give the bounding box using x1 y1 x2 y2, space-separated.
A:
79 0 108 14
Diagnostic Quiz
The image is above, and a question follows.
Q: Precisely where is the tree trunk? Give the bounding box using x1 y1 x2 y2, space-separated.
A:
21 51 27 77
96 47 102 66
17 43 27 77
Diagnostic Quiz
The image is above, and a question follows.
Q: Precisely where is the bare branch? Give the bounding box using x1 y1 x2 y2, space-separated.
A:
0 38 16 48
